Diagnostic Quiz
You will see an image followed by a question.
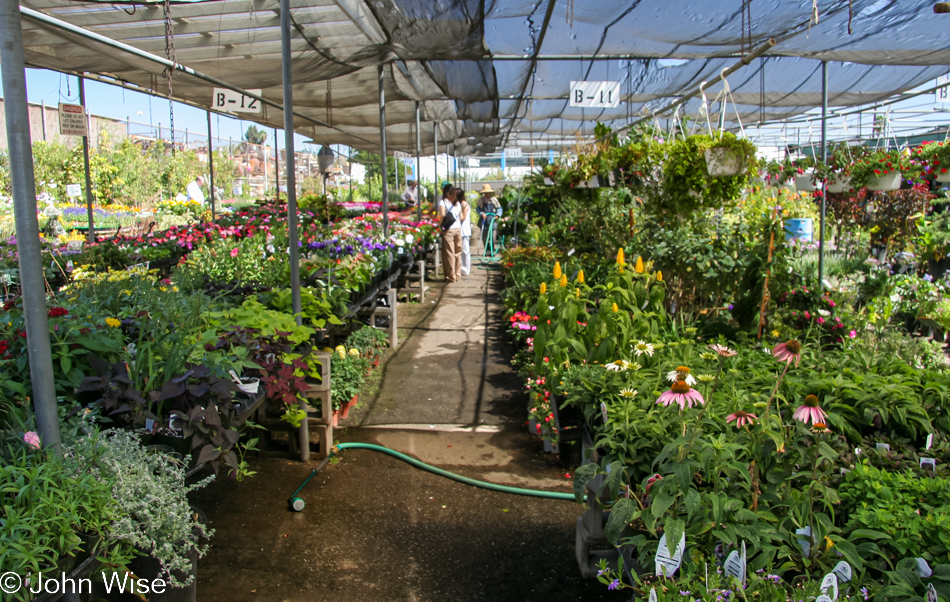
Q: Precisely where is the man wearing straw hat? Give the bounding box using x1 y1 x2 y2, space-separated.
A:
477 183 502 247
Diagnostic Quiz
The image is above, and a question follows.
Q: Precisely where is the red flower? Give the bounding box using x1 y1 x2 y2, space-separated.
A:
47 307 69 318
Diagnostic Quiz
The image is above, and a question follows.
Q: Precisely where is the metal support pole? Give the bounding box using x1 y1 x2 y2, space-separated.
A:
348 146 353 204
0 0 61 452
415 101 422 222
274 127 280 195
78 77 95 244
433 122 439 211
379 64 390 238
818 60 828 292
40 100 46 141
207 110 215 221
280 0 306 460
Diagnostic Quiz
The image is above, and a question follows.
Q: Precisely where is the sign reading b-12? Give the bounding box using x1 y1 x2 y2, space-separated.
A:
212 88 262 114
569 81 621 108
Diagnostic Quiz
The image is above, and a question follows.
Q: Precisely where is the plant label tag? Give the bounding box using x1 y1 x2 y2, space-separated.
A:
921 458 936 471
654 533 685 578
741 541 747 585
601 402 609 424
820 573 838 599
815 596 833 602
917 557 933 578
927 583 938 602
796 526 812 558
145 418 154 432
832 561 852 583
927 433 934 449
855 447 861 456
876 442 890 452
568 248 576 256
840 467 850 475
649 588 658 602
724 551 742 581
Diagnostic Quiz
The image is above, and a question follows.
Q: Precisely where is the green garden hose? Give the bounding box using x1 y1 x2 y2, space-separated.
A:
288 441 578 511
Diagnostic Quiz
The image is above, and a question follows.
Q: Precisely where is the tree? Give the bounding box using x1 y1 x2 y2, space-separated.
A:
244 125 267 145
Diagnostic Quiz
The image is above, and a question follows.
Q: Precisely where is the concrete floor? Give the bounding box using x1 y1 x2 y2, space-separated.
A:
192 252 617 601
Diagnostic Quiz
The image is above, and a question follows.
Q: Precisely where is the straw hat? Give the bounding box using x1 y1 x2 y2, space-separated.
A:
480 183 495 194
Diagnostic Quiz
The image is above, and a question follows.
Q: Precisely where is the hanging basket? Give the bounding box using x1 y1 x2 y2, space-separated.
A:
936 172 950 183
868 172 902 191
794 171 819 192
704 148 744 177
575 175 600 188
826 175 851 193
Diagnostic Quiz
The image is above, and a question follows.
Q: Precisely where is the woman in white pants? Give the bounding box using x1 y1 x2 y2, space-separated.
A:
458 188 472 277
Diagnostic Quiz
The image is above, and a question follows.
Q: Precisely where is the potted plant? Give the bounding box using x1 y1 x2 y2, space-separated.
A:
918 140 950 183
345 325 389 367
330 345 369 419
848 147 923 191
662 133 757 214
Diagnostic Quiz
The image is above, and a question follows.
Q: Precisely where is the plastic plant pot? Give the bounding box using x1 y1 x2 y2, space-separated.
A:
867 172 901 191
236 377 260 395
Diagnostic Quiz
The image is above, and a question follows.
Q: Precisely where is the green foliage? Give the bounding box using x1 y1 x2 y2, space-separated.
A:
200 298 314 345
661 133 757 217
329 346 369 410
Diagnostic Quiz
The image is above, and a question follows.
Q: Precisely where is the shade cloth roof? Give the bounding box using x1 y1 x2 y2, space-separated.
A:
15 0 950 155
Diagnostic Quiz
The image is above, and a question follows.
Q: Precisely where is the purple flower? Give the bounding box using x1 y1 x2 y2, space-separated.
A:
608 579 620 591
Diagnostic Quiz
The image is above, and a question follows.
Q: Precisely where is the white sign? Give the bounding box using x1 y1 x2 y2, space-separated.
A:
211 88 262 114
503 147 523 158
935 75 950 110
724 544 747 584
654 533 685 578
820 573 838 600
58 103 87 137
927 583 938 602
927 433 934 449
569 81 621 108
65 184 82 198
393 150 412 160
876 442 890 452
467 157 480 168
600 402 609 424
917 557 933 578
649 589 658 602
832 561 852 584
921 457 936 471
796 526 812 558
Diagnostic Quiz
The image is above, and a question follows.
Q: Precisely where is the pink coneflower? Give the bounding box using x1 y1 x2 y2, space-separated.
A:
708 344 737 357
772 339 802 366
726 410 758 428
793 395 828 425
656 378 705 409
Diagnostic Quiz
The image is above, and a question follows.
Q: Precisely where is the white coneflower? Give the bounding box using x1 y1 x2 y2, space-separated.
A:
632 341 655 357
606 359 629 372
696 374 716 383
665 366 697 386
619 388 637 398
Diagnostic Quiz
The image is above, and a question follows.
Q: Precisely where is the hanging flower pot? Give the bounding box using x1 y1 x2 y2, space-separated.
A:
704 148 743 177
794 170 819 192
868 172 902 191
826 174 851 193
575 175 600 188
936 171 950 183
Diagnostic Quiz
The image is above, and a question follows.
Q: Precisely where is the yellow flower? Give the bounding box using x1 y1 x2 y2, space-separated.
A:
635 256 644 274
540 282 547 295
616 248 625 266
553 261 562 279
656 271 663 282
105 317 121 328
559 274 568 288
348 348 360 357
577 269 585 284
575 288 581 299
611 302 619 313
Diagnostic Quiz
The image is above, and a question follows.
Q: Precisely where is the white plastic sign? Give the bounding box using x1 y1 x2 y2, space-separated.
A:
569 81 621 108
927 433 934 449
921 458 936 471
917 557 933 578
59 103 88 137
815 596 833 602
66 183 82 198
655 533 685 578
876 442 890 452
796 526 812 558
936 75 950 111
211 88 262 114
927 583 938 602
649 588 658 602
820 573 838 600
503 147 523 158
601 402 609 424
832 561 852 584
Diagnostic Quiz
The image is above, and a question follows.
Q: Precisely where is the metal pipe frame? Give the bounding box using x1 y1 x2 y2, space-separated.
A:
0 0 61 452
379 64 390 238
78 77 96 244
818 60 829 292
207 110 216 221
415 101 422 222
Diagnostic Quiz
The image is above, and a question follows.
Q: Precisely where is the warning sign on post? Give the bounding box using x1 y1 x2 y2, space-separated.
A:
59 104 88 137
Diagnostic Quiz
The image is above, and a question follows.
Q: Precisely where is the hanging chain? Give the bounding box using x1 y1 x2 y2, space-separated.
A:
741 0 753 56
326 79 333 128
162 0 176 152
566 0 574 27
847 0 854 34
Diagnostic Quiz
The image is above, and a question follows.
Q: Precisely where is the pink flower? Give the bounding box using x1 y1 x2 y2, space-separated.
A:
726 411 758 428
23 431 40 449
656 379 705 409
772 340 802 366
817 317 825 325
708 344 737 357
793 395 828 425
848 330 857 339
230 248 239 257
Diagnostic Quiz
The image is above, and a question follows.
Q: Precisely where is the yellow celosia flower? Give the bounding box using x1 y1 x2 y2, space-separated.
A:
553 262 562 279
348 348 360 357
577 269 585 284
559 274 568 288
616 248 625 266
105 317 121 328
611 303 619 313
635 256 644 274
540 282 547 295
575 288 581 299
656 271 663 282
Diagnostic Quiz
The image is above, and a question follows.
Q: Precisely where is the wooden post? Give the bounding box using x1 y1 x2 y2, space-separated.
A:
935 2 950 13
629 208 635 239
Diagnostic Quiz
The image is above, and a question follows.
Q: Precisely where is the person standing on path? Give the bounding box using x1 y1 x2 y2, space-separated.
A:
458 187 473 277
476 183 501 247
186 176 206 206
439 187 465 282
401 179 418 207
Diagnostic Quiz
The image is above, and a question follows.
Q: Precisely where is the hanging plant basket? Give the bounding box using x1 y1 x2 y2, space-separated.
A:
794 171 819 192
936 171 950 183
575 175 600 188
868 172 902 191
704 148 743 177
826 175 851 193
